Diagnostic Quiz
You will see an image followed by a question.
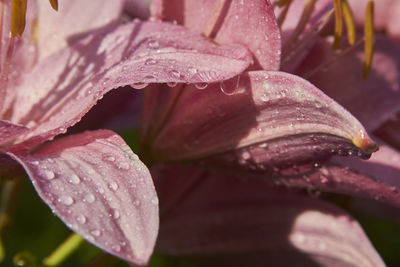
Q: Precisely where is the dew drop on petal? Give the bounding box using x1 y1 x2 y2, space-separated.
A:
76 214 87 224
169 70 181 79
58 195 74 206
143 75 155 83
147 39 159 48
194 82 208 90
111 244 121 253
167 82 177 87
151 197 159 205
112 209 120 219
108 181 119 191
68 174 81 185
144 58 157 65
83 193 96 203
131 83 148 89
90 229 101 237
43 170 55 180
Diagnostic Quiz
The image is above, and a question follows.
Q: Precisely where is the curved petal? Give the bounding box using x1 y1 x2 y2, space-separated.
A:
150 71 376 165
124 0 152 19
37 0 125 60
295 36 400 131
374 113 400 150
8 130 159 265
264 142 400 208
151 0 281 70
153 164 384 267
0 120 29 146
9 20 251 149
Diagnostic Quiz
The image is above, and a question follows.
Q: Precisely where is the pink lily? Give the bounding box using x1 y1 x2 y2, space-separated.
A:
0 0 253 265
125 0 399 265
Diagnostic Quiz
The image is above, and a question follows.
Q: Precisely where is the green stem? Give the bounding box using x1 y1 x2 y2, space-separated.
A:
43 233 85 266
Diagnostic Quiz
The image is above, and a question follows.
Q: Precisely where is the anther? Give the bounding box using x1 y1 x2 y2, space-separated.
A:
49 0 58 11
363 1 374 79
342 0 356 45
333 0 343 50
10 0 27 37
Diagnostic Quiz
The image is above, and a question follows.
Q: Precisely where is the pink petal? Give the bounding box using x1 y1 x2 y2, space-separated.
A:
295 35 400 131
9 20 251 149
0 120 29 146
151 0 281 70
124 0 152 19
149 71 376 163
8 130 159 265
153 164 384 267
277 0 333 71
37 0 125 60
374 113 400 150
267 142 400 208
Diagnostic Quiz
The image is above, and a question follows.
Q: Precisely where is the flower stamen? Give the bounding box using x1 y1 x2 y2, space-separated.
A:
49 0 59 11
333 0 343 50
10 0 27 38
282 0 317 55
203 0 230 38
342 0 356 45
363 1 374 79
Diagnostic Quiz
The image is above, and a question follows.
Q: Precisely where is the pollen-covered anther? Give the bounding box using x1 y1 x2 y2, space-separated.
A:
49 0 59 11
363 1 374 79
342 0 356 45
10 0 27 37
333 0 343 50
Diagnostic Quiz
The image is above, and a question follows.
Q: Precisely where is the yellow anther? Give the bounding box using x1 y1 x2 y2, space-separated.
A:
282 0 317 53
277 0 293 27
203 0 229 38
10 0 27 37
363 1 374 79
342 0 356 45
333 0 344 50
49 0 58 11
275 0 292 7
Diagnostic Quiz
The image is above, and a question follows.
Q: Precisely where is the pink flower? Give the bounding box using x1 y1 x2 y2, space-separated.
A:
130 0 399 265
0 0 252 265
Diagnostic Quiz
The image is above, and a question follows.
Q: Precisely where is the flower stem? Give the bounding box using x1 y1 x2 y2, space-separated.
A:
43 233 85 266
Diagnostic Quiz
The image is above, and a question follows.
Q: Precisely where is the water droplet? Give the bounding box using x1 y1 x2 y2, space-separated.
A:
151 197 159 205
169 70 181 79
144 58 157 65
112 209 120 219
188 67 198 75
117 161 130 170
220 76 240 95
133 200 140 206
76 214 86 224
194 83 208 90
104 155 115 162
167 82 177 87
68 174 81 185
58 195 74 206
31 161 39 165
43 170 55 180
83 193 96 203
143 75 155 83
111 244 121 253
147 39 159 48
90 229 101 237
131 83 148 89
261 93 270 102
108 181 119 191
